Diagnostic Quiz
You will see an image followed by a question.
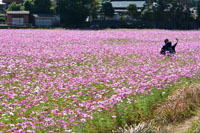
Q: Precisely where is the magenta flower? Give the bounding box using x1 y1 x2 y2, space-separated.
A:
0 29 199 132
21 108 26 113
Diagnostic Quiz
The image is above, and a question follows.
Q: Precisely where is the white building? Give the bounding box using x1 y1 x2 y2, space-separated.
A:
111 0 146 20
111 0 146 13
97 0 147 21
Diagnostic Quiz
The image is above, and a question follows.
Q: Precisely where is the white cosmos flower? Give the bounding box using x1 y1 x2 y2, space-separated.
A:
34 86 40 93
10 124 15 127
9 112 14 116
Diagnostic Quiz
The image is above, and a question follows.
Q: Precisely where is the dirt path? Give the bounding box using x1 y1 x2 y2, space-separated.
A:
165 109 200 133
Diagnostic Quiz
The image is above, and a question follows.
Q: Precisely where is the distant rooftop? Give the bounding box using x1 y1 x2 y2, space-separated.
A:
7 11 30 14
33 14 60 18
0 0 6 4
111 1 146 9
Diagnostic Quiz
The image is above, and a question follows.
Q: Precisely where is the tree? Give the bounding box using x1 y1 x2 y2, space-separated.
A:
23 0 52 13
141 0 170 22
101 1 114 19
33 0 52 13
142 0 194 21
186 0 198 7
127 4 138 18
141 0 195 29
23 0 34 13
87 0 101 19
141 2 156 21
169 0 193 27
50 0 57 14
7 2 22 11
57 0 100 26
197 0 200 21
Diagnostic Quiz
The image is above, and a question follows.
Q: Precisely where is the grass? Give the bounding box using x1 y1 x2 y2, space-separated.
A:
74 77 200 132
115 79 200 133
153 82 200 125
190 119 200 133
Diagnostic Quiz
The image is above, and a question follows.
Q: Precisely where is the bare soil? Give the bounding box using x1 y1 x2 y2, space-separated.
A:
165 109 200 133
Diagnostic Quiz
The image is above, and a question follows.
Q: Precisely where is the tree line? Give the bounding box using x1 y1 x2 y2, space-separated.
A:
141 0 199 27
7 0 52 13
6 0 200 28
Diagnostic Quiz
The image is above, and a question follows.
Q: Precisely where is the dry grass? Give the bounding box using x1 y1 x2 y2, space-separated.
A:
154 83 200 125
114 83 200 133
112 121 161 133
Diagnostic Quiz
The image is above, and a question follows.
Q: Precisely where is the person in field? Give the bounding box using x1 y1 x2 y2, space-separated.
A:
160 38 178 55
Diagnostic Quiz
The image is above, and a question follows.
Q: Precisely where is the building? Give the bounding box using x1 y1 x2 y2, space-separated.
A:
111 0 146 20
190 7 198 19
6 11 30 25
111 0 146 13
32 14 60 27
99 0 146 20
0 0 6 11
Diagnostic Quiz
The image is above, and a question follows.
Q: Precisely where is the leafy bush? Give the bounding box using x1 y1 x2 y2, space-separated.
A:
0 16 5 22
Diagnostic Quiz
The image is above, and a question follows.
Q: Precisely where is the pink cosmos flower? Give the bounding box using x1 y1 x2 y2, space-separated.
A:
21 108 26 113
111 116 116 118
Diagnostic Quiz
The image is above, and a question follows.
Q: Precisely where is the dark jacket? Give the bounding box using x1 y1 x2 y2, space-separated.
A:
160 42 177 55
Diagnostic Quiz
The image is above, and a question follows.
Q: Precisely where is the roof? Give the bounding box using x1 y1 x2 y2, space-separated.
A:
115 8 142 12
7 11 30 15
111 1 146 9
33 14 60 18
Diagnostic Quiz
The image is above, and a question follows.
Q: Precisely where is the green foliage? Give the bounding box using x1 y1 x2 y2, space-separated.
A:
33 0 52 13
142 0 194 24
188 0 198 7
0 16 5 22
7 2 22 11
23 0 34 13
190 119 200 133
23 0 52 13
127 4 138 18
142 0 172 22
88 0 101 19
170 1 193 23
197 0 200 21
57 0 89 26
101 1 114 19
57 0 100 26
141 3 155 21
78 77 199 132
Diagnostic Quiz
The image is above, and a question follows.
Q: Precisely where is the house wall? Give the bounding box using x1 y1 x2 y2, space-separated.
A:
35 18 53 27
6 14 29 24
6 14 12 23
33 15 60 27
24 14 29 23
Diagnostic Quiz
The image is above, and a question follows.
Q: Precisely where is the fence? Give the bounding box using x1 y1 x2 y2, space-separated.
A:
0 22 33 28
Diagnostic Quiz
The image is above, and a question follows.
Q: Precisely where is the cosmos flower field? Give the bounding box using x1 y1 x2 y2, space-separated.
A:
0 29 200 132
